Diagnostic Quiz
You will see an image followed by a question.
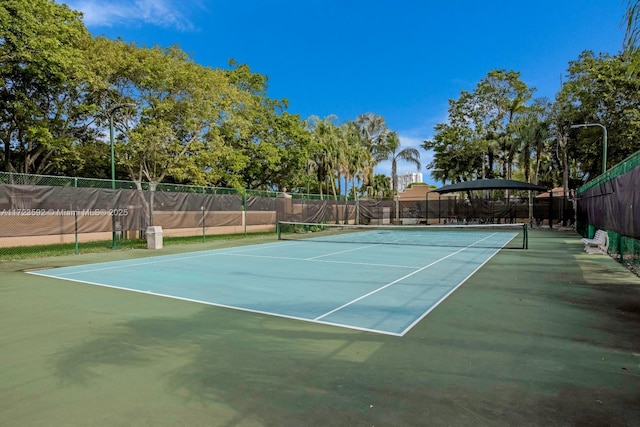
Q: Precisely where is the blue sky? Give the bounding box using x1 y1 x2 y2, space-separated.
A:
63 0 628 184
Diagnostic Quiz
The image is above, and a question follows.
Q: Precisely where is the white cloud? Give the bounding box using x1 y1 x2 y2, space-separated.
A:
65 0 195 30
398 134 424 152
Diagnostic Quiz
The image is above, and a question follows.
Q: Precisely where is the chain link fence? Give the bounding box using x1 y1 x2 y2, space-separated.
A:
577 149 640 270
0 172 361 257
2 171 581 258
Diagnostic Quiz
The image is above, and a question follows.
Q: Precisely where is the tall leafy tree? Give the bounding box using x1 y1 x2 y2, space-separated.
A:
423 94 490 182
0 0 95 174
91 39 250 189
557 50 640 182
475 70 535 179
222 62 311 191
425 69 536 185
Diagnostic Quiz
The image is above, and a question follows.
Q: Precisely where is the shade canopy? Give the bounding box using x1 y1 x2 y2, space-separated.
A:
433 179 547 194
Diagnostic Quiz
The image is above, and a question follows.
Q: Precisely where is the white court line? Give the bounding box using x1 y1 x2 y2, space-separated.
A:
29 232 516 336
34 241 299 277
314 232 501 322
397 245 504 336
25 272 405 337
220 252 419 269
397 232 518 336
314 246 470 321
36 252 222 276
47 240 417 277
305 243 379 260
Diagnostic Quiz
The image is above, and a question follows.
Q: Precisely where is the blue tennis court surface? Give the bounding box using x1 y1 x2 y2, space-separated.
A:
28 232 516 336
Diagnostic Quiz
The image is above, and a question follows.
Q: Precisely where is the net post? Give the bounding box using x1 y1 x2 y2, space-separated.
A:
523 223 528 249
276 221 281 240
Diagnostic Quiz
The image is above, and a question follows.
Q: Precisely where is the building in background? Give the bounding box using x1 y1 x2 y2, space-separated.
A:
395 172 423 193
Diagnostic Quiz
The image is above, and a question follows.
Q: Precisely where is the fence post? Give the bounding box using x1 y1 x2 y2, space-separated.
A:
548 191 553 229
243 191 247 237
74 208 79 255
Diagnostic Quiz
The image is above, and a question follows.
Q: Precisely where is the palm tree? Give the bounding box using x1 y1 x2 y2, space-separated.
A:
307 115 340 198
341 122 373 198
365 174 392 199
354 113 390 163
512 99 551 184
380 132 421 193
623 1 640 76
624 1 640 52
307 149 328 197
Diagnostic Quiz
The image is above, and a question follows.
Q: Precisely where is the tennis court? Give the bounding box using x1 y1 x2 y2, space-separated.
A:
29 223 523 336
4 228 640 426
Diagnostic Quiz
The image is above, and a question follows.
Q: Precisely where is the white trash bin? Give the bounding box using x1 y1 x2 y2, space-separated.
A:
146 226 163 249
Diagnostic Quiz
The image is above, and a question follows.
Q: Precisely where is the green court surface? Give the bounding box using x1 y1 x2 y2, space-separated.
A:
1 229 640 426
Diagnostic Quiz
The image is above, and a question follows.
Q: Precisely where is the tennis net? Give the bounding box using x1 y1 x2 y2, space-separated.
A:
277 221 529 249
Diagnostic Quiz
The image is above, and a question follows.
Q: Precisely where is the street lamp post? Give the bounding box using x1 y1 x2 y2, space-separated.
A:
107 103 135 247
108 103 135 188
109 113 116 189
571 123 608 174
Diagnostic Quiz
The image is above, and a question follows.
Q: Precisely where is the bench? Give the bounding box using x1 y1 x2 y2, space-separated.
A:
581 229 609 255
